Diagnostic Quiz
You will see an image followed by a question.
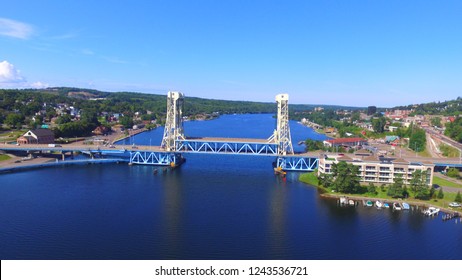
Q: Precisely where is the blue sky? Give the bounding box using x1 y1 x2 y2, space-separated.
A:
1 0 461 107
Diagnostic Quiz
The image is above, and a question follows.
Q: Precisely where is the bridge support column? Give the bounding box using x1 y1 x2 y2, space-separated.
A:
268 94 294 156
161 91 185 152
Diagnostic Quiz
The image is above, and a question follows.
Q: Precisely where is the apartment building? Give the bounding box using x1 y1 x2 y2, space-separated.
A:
318 154 434 186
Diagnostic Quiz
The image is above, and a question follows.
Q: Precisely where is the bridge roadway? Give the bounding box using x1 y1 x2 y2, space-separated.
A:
1 142 461 170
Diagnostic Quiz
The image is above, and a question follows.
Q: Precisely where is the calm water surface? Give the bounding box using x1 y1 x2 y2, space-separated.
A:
1 114 461 259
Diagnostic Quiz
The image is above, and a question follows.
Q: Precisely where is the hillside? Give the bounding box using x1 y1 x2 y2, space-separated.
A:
393 97 462 116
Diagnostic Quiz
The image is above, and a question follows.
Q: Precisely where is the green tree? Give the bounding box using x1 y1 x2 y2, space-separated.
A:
80 108 99 126
409 127 426 152
409 169 429 199
437 188 444 199
455 191 462 203
119 115 134 129
447 167 460 178
372 116 386 133
445 117 462 143
318 172 333 188
330 161 361 194
367 183 377 195
387 175 404 198
56 114 72 125
5 113 24 128
305 139 324 151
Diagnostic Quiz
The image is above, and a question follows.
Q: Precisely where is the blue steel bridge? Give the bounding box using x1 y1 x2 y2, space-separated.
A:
128 92 319 171
2 91 460 172
0 92 320 172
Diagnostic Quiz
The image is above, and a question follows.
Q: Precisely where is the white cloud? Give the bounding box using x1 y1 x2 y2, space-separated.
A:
30 81 49 88
0 60 25 83
0 61 49 89
0 17 34 39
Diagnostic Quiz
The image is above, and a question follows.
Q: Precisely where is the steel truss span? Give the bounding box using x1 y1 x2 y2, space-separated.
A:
276 157 319 171
129 151 183 167
176 139 278 155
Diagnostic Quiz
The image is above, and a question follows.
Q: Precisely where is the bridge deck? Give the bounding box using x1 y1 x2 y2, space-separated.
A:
184 137 273 144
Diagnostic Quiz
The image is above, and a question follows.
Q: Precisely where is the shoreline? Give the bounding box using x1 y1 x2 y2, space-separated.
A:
318 191 462 215
113 127 148 143
299 172 462 215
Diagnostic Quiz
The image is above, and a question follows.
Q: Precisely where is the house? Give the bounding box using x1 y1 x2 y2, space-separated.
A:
17 129 55 144
385 136 400 144
92 126 110 135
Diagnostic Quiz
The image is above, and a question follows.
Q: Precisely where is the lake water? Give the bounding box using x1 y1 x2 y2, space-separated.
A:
1 114 461 259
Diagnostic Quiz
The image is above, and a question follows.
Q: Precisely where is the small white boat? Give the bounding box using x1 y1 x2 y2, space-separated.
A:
348 199 355 206
449 202 461 208
375 201 383 208
393 203 402 210
424 207 440 216
339 197 348 205
402 203 410 210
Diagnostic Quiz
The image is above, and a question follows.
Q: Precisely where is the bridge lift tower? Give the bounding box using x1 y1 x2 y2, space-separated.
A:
268 93 294 156
161 91 185 151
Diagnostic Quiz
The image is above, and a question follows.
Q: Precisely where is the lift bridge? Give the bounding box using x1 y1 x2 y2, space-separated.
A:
129 91 318 171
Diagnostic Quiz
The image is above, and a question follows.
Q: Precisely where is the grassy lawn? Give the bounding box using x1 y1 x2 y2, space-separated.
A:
299 172 319 186
418 148 432 157
0 154 11 161
0 130 27 142
439 144 460 157
433 176 462 188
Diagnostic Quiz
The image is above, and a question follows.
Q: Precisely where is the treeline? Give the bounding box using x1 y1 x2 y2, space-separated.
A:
445 117 462 143
393 97 462 116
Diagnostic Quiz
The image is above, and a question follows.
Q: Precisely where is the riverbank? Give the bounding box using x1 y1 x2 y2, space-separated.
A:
113 127 148 143
299 172 462 215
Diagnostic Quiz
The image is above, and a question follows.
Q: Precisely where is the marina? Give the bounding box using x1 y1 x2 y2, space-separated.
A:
337 196 462 222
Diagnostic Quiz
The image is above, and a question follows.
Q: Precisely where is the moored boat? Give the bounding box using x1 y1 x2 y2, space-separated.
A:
424 207 440 217
348 199 355 206
375 201 383 208
366 200 373 207
393 203 402 210
402 202 410 210
383 203 390 208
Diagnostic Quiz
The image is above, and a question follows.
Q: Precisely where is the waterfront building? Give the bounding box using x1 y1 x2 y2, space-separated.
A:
318 154 434 186
323 137 368 148
17 129 55 145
